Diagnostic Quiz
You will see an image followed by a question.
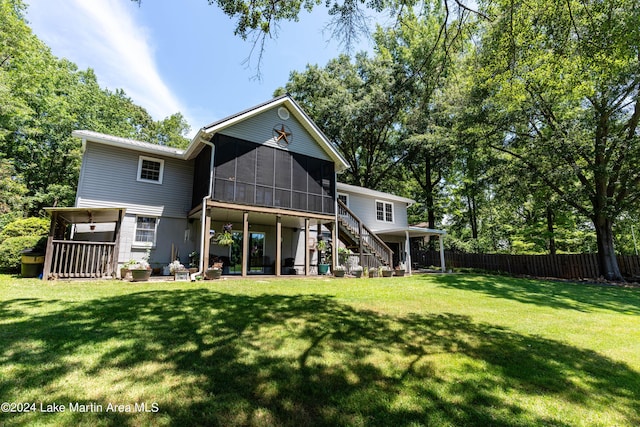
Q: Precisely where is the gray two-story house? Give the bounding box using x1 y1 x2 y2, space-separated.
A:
41 95 445 279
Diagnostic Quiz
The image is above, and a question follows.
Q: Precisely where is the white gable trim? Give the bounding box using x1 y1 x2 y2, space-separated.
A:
187 95 350 172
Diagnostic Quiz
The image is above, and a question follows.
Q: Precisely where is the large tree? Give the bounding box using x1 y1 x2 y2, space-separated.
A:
276 53 411 189
473 0 640 279
1 0 190 214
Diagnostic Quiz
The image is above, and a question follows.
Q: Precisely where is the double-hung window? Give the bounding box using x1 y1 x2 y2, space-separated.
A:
137 156 164 184
134 216 158 247
376 200 393 223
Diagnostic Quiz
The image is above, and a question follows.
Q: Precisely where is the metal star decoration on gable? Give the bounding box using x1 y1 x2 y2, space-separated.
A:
273 124 292 146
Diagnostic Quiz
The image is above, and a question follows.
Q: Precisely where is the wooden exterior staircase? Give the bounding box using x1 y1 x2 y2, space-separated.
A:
337 199 393 268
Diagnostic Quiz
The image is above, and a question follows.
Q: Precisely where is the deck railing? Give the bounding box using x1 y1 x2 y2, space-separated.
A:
48 240 116 279
337 199 393 266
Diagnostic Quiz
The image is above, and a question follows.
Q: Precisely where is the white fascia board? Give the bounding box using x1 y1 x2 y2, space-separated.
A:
336 182 416 205
72 130 185 159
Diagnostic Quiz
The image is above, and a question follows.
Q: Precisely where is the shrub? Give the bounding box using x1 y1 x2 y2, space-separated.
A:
0 217 49 272
0 217 49 243
0 235 46 271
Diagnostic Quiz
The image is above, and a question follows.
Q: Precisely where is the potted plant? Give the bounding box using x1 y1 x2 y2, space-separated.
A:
316 239 330 275
368 267 378 278
129 250 152 281
381 265 394 277
352 265 363 278
395 262 406 277
205 265 222 280
212 223 234 246
121 259 136 280
168 260 189 281
188 251 199 274
333 265 346 277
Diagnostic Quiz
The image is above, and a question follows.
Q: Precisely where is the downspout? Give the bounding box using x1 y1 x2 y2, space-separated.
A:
191 136 215 281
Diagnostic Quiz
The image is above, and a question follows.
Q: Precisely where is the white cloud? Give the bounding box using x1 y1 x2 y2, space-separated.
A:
27 0 192 130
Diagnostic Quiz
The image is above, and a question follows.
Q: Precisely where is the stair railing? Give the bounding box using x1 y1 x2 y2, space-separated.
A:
337 199 393 266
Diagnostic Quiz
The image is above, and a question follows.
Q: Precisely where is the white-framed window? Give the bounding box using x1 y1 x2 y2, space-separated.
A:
376 200 394 223
134 216 158 247
337 193 349 207
137 156 164 184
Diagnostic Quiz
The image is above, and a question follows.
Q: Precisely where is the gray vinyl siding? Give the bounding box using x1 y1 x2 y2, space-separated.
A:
218 105 331 161
76 142 194 218
341 191 409 232
116 215 196 267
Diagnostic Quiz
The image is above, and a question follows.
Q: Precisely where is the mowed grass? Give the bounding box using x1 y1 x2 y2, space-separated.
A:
1 273 639 426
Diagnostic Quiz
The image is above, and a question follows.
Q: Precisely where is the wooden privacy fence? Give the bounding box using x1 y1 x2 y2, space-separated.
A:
415 250 640 280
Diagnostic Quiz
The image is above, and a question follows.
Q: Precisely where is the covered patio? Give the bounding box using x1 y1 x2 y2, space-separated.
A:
42 207 126 279
191 200 338 277
375 226 446 275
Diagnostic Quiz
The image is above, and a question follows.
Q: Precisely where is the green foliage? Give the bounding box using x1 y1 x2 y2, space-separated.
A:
0 235 45 271
0 216 49 242
277 53 411 190
0 216 48 271
0 1 191 217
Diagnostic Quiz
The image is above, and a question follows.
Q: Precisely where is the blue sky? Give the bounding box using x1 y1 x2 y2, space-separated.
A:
26 0 383 137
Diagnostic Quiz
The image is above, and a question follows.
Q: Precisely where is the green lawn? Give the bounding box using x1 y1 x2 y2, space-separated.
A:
1 273 639 426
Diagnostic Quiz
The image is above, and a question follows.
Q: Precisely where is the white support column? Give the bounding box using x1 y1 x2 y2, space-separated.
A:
439 234 446 273
305 218 310 276
275 215 282 276
241 211 249 277
405 230 412 275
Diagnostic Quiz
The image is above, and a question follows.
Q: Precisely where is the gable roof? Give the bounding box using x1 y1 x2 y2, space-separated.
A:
185 94 350 172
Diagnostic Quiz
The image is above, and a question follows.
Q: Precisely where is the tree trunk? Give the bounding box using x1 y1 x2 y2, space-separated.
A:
467 193 478 240
546 206 556 255
594 216 623 281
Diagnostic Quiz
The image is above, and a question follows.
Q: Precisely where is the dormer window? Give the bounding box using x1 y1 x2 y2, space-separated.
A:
137 156 164 184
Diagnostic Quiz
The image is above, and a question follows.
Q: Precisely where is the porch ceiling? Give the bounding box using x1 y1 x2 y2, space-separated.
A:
44 207 127 224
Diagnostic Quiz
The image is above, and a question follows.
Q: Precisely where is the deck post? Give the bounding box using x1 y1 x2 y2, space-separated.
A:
305 218 310 276
42 212 57 280
275 215 282 276
111 209 124 278
439 234 446 272
405 230 411 275
242 211 249 277
332 221 338 271
202 206 212 272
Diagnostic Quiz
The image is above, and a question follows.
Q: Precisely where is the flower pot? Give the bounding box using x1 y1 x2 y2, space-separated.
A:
205 268 222 280
318 264 330 275
381 270 393 277
333 270 346 277
394 269 405 277
130 269 151 282
174 270 190 281
353 270 363 278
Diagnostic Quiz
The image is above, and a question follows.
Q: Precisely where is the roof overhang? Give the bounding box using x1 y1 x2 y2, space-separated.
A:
72 130 185 159
44 207 127 224
337 182 416 205
374 226 446 238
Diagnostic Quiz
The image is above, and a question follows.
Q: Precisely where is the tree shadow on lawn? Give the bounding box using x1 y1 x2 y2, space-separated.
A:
1 289 639 426
428 273 640 314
